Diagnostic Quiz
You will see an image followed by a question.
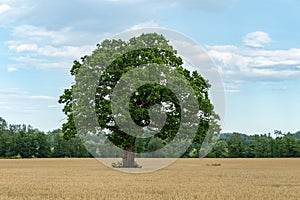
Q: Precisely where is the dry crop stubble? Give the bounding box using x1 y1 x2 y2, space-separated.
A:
0 158 299 199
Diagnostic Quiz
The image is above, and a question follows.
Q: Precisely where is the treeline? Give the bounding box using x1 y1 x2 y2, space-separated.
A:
1 117 300 158
206 131 300 158
0 117 90 158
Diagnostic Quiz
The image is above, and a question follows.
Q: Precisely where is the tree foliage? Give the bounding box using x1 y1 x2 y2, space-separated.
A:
0 117 300 158
58 33 220 167
0 117 89 158
206 131 300 158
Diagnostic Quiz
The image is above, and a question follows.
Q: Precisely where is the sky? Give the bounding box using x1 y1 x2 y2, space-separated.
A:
1 0 300 135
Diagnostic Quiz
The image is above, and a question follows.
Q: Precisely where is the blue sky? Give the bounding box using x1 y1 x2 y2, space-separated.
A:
1 0 300 135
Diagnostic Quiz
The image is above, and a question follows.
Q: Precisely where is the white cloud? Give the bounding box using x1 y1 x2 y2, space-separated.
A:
12 25 70 45
103 0 143 3
6 40 94 67
11 24 110 47
7 41 38 52
243 31 272 48
8 57 72 69
206 33 300 82
0 4 11 14
172 0 237 12
125 21 159 31
0 1 161 30
36 45 94 58
29 96 56 100
0 89 57 101
5 24 98 70
0 1 34 25
7 67 17 72
223 81 241 93
224 89 240 93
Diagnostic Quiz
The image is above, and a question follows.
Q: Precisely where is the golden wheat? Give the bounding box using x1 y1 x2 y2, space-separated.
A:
0 158 299 199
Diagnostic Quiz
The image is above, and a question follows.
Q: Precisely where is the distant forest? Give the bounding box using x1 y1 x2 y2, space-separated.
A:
1 117 300 158
206 131 300 158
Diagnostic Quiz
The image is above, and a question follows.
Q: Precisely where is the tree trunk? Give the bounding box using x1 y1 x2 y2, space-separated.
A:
122 140 135 168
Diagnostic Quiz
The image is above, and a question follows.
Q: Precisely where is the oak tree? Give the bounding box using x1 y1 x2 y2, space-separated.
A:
59 33 220 167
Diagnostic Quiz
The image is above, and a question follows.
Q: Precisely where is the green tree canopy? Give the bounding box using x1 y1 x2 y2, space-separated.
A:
59 33 220 167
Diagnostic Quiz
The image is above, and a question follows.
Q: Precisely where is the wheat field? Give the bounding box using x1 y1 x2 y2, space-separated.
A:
0 158 299 199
